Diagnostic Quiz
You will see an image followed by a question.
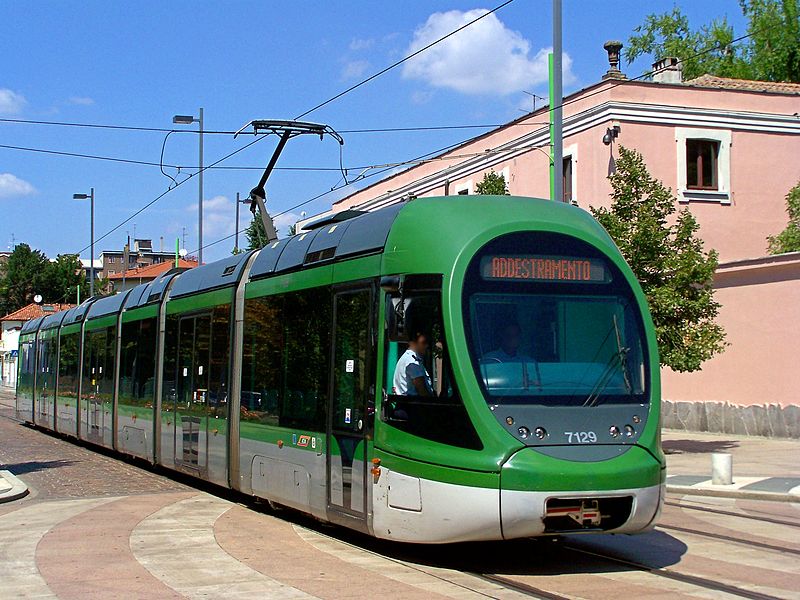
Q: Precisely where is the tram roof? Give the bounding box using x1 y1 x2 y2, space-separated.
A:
86 289 132 320
169 250 255 299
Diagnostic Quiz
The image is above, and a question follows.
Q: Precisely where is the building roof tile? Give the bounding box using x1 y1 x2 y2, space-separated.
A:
1 302 76 322
684 74 800 95
106 258 197 280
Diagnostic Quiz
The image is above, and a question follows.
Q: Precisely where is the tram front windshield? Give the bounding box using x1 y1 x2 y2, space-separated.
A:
463 233 649 407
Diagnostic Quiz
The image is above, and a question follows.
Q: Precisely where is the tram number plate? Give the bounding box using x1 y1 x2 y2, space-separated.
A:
564 431 597 443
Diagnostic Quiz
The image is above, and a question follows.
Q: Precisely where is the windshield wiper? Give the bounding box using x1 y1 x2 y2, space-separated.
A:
583 315 633 407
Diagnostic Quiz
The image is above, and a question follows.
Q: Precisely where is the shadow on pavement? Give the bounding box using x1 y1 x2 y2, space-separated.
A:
662 439 739 455
0 459 78 474
260 503 687 576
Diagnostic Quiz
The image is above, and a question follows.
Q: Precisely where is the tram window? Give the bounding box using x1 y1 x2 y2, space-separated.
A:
162 315 179 404
208 304 232 416
241 288 331 432
119 318 157 408
382 286 482 450
57 332 80 402
241 296 283 425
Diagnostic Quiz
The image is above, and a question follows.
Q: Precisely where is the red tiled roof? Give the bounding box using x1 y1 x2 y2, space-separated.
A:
107 259 198 280
685 74 800 95
1 303 75 322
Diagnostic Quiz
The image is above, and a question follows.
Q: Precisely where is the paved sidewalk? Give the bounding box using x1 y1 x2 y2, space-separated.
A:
663 429 800 501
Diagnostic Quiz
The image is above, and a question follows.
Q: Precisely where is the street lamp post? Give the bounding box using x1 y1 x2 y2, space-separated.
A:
73 188 95 297
173 109 204 264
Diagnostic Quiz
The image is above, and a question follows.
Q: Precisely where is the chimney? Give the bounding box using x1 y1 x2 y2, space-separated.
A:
602 40 626 80
652 57 683 83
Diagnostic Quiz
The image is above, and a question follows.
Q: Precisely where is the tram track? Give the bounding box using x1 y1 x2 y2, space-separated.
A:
664 500 800 528
657 522 800 556
560 543 784 600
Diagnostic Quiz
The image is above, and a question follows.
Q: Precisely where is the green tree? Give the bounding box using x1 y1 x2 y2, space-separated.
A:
592 147 727 372
625 1 800 83
245 210 268 251
0 244 50 315
767 179 800 254
475 170 509 195
43 254 89 304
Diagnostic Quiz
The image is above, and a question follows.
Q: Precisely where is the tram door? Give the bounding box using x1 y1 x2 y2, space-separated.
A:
327 288 373 522
174 314 211 472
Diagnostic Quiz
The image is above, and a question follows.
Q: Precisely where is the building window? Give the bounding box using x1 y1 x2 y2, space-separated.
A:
455 179 473 196
563 156 573 202
686 139 719 190
675 128 730 204
108 270 115 275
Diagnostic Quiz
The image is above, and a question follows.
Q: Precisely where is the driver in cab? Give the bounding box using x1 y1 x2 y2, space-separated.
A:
483 323 533 363
392 331 433 396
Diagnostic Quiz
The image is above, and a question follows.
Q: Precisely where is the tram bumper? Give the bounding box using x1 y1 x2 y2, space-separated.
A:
499 445 664 539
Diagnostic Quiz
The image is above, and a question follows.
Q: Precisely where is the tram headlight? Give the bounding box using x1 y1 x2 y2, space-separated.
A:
624 424 635 437
534 426 547 439
506 416 514 425
632 415 641 424
518 426 530 439
609 425 621 438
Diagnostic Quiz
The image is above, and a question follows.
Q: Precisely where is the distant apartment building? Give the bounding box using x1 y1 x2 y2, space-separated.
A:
308 45 800 435
99 238 177 279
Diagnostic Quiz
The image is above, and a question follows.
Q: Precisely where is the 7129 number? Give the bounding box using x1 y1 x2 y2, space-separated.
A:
564 431 597 443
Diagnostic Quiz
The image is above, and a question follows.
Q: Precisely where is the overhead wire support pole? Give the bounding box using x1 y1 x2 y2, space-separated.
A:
552 0 564 203
235 119 344 245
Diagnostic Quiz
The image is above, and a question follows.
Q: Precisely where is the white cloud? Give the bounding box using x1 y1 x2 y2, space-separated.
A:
402 9 574 95
0 89 26 114
67 96 95 106
0 173 36 198
341 59 370 80
349 38 374 51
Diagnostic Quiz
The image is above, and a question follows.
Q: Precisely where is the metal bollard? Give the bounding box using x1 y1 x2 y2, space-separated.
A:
711 452 733 485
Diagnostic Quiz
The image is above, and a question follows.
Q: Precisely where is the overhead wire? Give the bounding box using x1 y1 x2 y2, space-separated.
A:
191 26 768 256
293 0 516 120
72 134 269 255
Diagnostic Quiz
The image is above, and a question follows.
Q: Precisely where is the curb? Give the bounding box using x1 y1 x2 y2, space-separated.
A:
0 470 29 503
666 484 799 503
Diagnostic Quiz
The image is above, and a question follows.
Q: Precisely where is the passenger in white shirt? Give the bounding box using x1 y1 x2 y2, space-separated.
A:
392 332 433 396
483 323 533 363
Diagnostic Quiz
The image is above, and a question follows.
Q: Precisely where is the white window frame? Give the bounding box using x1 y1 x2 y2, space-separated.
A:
500 166 511 193
675 127 731 204
563 143 578 204
455 179 473 195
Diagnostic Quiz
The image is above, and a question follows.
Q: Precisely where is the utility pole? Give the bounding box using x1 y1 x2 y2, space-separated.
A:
173 108 204 264
73 187 95 296
234 192 240 253
552 0 564 203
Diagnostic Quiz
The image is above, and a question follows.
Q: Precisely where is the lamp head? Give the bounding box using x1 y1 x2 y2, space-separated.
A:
73 193 89 200
173 115 196 125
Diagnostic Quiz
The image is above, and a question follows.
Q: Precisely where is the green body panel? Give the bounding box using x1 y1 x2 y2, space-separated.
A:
166 288 234 314
246 264 334 299
122 303 159 322
85 314 118 331
60 322 81 336
501 445 665 492
373 196 663 481
374 447 499 488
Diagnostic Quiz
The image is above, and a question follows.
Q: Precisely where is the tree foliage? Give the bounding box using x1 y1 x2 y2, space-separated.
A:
592 147 727 372
475 170 509 195
244 210 297 251
0 244 88 316
625 0 800 83
767 179 800 254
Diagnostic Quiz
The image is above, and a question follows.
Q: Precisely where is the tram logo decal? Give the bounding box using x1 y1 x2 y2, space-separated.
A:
297 435 311 447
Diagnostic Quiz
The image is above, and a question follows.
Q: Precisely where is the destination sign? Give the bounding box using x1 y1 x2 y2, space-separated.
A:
480 255 610 283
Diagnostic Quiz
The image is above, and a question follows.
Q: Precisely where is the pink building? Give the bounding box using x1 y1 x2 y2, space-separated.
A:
316 49 800 437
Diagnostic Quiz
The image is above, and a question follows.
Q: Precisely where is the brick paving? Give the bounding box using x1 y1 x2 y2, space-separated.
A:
0 390 187 499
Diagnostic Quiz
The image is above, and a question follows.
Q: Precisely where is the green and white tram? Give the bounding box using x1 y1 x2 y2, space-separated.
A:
16 196 664 543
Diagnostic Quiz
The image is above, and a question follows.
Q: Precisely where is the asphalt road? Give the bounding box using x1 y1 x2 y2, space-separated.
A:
1 392 798 599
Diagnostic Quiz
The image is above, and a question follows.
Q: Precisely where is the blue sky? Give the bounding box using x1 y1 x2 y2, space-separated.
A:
0 1 748 263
